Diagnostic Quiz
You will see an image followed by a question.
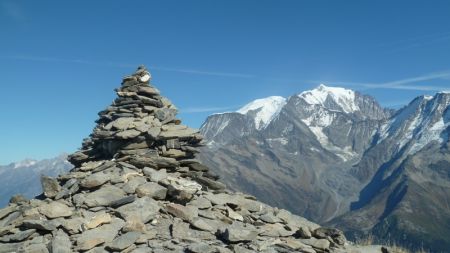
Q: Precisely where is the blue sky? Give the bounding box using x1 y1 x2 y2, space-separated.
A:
1 0 450 164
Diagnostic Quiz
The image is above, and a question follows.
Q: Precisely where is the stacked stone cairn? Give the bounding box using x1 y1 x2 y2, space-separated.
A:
0 66 382 253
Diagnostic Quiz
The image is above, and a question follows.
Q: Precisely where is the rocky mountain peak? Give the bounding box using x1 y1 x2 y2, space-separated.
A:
298 84 359 114
378 91 450 155
236 96 287 130
0 66 380 253
296 84 392 121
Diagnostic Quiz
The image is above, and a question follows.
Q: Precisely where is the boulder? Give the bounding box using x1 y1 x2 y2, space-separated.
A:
41 176 61 198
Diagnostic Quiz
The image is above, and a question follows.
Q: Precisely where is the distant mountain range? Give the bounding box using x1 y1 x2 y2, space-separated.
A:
0 154 72 207
198 84 450 252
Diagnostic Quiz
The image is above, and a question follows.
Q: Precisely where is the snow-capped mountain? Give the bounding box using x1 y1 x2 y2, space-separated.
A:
201 96 287 145
200 84 391 221
0 154 72 207
330 92 450 252
202 84 391 161
379 92 450 155
199 85 450 252
299 84 359 113
12 159 37 169
236 96 287 130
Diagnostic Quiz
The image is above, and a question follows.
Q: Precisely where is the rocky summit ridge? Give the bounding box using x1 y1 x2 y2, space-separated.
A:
0 66 385 253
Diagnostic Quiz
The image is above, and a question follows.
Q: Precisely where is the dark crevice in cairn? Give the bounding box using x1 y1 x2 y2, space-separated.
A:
0 66 369 253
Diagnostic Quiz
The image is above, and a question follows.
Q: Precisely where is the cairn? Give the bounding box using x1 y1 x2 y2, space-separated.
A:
0 66 381 253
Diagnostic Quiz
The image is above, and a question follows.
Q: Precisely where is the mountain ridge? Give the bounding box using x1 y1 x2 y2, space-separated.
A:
199 84 450 252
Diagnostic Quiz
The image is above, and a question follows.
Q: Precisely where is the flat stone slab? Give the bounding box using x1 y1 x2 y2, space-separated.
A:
116 197 160 224
107 231 141 251
76 218 125 251
80 172 110 188
38 202 73 219
220 223 258 243
51 229 71 253
165 203 198 222
84 185 126 207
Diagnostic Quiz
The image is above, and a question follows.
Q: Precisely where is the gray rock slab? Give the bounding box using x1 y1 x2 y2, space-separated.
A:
260 212 282 224
21 243 49 253
159 128 198 139
22 219 57 231
107 231 141 251
301 238 330 251
84 185 126 207
0 205 18 220
186 242 217 253
220 223 258 243
109 195 136 208
165 203 198 222
116 197 160 224
205 193 263 212
38 201 73 219
189 217 215 232
41 176 61 198
116 129 141 139
111 117 134 130
0 229 36 242
51 229 72 253
259 223 295 237
143 168 167 182
80 172 110 188
61 217 85 235
76 218 125 251
122 176 146 194
0 242 23 253
137 86 160 96
188 196 212 210
136 182 167 200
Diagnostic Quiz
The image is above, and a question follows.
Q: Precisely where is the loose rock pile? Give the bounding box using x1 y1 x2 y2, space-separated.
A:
0 66 384 253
